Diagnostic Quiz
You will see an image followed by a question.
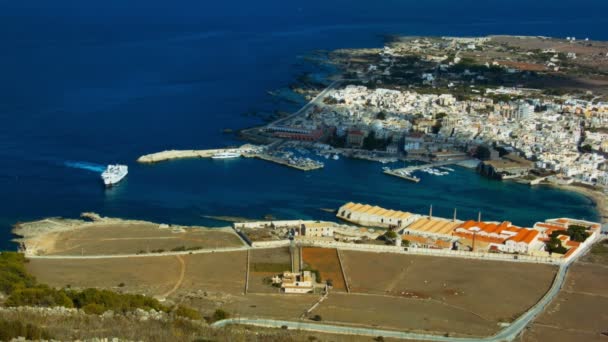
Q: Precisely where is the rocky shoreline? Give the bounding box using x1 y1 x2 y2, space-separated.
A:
11 213 232 256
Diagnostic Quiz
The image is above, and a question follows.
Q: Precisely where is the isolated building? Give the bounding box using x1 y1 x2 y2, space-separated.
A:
280 271 314 294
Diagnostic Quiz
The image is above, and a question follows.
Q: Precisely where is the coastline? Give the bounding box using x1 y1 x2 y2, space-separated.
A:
11 213 237 256
542 183 607 224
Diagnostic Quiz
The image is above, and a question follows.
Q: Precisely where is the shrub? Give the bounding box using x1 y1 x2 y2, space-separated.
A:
82 303 106 315
174 305 202 320
5 285 74 308
68 288 169 314
210 309 229 323
0 252 37 295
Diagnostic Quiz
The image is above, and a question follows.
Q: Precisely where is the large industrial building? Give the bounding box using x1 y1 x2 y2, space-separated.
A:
337 202 419 228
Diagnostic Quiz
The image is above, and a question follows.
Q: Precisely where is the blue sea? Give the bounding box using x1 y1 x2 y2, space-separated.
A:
1 0 607 250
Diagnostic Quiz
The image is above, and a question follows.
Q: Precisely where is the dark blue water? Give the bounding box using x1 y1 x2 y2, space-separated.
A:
1 0 606 250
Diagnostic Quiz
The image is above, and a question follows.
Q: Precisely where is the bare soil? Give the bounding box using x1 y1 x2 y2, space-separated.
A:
301 247 346 291
340 250 557 322
45 223 243 256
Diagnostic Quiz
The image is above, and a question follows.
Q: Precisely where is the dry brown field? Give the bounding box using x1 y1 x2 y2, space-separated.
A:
301 247 346 291
26 255 180 296
178 251 247 295
340 250 556 322
314 292 496 337
250 247 291 264
45 223 244 256
219 293 318 320
522 261 608 342
27 251 247 298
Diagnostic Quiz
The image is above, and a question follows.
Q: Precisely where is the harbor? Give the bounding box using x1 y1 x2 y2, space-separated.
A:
383 158 474 184
137 143 325 172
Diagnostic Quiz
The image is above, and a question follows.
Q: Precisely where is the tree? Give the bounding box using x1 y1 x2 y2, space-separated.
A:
581 144 592 153
376 111 387 120
474 146 491 160
310 314 322 321
384 230 398 240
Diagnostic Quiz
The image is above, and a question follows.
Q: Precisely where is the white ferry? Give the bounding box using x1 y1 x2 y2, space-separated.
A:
101 164 128 186
212 151 241 159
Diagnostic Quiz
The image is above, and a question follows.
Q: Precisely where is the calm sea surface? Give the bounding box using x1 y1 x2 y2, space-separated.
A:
1 0 606 249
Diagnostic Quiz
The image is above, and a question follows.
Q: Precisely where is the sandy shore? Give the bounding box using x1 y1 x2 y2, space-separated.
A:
543 183 608 224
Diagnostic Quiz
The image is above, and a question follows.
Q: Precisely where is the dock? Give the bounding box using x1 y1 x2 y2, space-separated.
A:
252 153 324 171
383 169 421 183
137 144 323 171
137 144 260 163
392 159 470 173
384 158 474 183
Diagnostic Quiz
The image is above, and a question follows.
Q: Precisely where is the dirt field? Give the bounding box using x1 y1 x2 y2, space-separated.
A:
27 251 247 298
314 292 497 337
301 247 346 291
340 251 557 322
26 256 181 297
522 261 608 342
44 223 244 256
248 247 291 294
221 293 318 320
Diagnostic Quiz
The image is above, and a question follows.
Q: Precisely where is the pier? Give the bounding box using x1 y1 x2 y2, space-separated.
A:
384 158 474 183
137 144 259 163
383 169 421 183
251 153 324 171
137 143 323 171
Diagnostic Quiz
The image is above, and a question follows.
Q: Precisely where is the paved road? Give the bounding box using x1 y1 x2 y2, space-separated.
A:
212 238 600 342
267 80 342 129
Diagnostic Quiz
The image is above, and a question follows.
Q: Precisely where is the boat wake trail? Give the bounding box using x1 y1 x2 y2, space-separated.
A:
64 161 106 173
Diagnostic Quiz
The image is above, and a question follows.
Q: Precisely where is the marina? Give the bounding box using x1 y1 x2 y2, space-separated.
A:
137 143 325 172
383 159 474 183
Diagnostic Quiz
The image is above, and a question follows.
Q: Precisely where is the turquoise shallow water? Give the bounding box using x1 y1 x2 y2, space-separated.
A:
0 0 605 249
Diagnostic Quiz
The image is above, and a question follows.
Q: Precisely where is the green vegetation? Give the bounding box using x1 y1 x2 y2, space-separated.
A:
208 309 229 323
550 224 590 242
580 144 593 153
69 288 168 314
474 145 492 160
175 305 202 320
6 285 74 308
546 237 568 254
384 230 398 240
0 318 52 341
252 263 291 273
170 245 203 252
0 252 36 295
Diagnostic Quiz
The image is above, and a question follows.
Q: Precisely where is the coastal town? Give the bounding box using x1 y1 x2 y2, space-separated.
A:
4 34 608 342
138 36 608 201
